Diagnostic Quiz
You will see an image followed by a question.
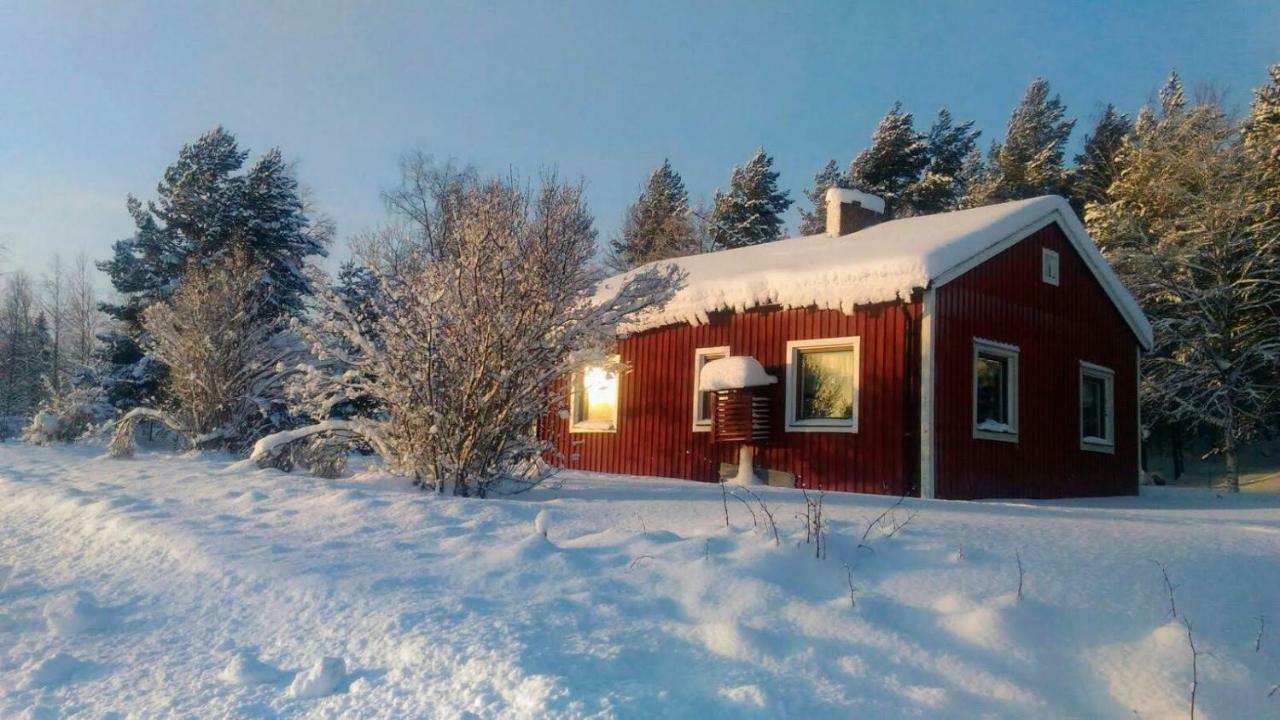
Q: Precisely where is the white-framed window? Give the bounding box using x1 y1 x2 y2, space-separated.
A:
569 357 620 433
1080 361 1116 452
1042 248 1060 286
973 339 1019 442
785 336 860 433
692 345 730 432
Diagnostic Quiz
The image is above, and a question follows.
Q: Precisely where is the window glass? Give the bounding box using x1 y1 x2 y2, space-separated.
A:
574 366 618 427
975 353 1009 426
797 348 854 420
1081 373 1110 441
694 349 728 424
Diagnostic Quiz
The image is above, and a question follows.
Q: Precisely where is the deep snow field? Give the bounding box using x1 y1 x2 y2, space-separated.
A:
2 444 1279 719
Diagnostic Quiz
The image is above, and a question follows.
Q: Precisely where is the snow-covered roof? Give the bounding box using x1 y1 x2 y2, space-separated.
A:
600 195 1153 349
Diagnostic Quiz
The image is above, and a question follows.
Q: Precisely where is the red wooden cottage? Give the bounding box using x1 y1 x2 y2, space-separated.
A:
544 190 1154 500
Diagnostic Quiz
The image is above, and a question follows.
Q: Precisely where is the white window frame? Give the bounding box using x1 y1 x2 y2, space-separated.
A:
785 336 860 433
1042 247 1060 286
1080 361 1116 453
691 346 730 432
972 338 1019 443
568 356 620 434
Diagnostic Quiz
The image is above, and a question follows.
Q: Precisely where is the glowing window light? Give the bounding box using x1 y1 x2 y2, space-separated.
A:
572 364 618 430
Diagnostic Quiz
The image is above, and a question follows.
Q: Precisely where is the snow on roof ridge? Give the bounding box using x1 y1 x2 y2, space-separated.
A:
600 195 1153 348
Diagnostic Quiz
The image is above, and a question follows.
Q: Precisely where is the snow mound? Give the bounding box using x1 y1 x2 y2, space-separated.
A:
43 591 110 636
698 356 776 391
288 656 347 699
22 652 95 688
219 650 284 686
534 508 551 538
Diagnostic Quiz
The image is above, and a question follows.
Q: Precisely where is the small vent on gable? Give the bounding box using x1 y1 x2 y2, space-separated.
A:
1041 248 1060 286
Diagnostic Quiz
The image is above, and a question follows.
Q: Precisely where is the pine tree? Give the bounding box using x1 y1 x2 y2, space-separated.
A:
97 127 329 411
848 102 928 215
1159 70 1187 117
709 149 793 249
606 160 697 270
797 160 849 235
903 108 982 216
1069 105 1134 216
964 79 1076 205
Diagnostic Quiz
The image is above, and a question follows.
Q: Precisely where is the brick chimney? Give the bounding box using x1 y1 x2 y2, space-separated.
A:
825 188 886 236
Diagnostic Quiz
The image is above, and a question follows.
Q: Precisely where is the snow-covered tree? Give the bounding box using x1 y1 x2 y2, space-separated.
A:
903 108 982 216
109 250 301 457
965 79 1076 205
1244 65 1280 221
260 164 681 497
709 149 792 248
0 272 49 425
1068 104 1133 215
97 127 330 411
1088 90 1280 492
848 102 929 215
797 160 849 235
606 160 699 271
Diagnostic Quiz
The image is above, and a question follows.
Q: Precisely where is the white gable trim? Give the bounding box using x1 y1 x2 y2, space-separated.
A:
931 208 1153 350
919 288 937 500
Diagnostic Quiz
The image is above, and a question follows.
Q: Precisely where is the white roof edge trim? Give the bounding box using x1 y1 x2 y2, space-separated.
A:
930 202 1154 351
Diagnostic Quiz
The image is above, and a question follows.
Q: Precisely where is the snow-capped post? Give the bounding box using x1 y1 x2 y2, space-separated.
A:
698 356 776 486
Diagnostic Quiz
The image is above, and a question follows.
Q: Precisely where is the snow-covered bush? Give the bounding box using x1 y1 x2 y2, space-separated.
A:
23 374 116 444
109 250 303 458
259 162 680 496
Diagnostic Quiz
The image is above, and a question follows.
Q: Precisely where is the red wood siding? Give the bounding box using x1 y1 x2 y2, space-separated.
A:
543 302 920 495
932 222 1140 499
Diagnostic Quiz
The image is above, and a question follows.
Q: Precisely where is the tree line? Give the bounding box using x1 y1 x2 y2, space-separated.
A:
5 65 1278 493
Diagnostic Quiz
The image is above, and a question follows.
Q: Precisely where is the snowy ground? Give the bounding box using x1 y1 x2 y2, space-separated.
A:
2 444 1279 719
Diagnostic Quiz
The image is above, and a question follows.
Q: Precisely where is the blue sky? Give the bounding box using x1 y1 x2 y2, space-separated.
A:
0 1 1276 278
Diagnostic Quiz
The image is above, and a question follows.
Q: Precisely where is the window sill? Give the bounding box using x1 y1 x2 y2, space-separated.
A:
1081 439 1115 454
973 429 1019 443
786 420 858 434
570 422 617 434
692 422 711 433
